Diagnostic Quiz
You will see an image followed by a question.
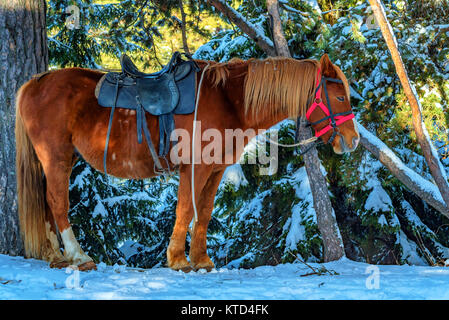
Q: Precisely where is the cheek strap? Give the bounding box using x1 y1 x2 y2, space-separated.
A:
305 68 355 139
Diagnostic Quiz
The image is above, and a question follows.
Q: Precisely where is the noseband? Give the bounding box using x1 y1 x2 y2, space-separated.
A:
296 67 355 149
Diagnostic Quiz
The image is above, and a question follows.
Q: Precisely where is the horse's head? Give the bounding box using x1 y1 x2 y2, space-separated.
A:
305 54 359 154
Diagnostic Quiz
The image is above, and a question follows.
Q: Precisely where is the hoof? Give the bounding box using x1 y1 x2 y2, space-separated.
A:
179 265 194 273
193 265 215 273
168 258 193 273
50 260 70 269
77 261 97 271
191 259 215 272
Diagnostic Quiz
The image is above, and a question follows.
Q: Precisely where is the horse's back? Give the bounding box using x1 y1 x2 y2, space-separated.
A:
18 67 160 179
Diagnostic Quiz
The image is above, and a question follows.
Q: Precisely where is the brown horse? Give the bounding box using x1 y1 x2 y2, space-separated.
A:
15 54 359 272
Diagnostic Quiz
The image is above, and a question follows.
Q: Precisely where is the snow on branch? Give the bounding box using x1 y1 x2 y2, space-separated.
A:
368 0 449 209
207 0 277 56
358 123 449 218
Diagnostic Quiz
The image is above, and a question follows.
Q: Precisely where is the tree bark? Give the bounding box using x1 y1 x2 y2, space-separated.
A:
178 0 191 55
207 0 277 56
358 123 449 218
297 121 346 261
368 0 449 209
0 0 48 255
266 0 290 57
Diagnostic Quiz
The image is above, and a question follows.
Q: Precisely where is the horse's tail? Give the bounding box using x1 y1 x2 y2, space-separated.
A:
15 83 47 260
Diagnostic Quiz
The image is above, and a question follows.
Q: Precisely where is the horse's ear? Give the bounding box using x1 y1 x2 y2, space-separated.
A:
320 54 337 78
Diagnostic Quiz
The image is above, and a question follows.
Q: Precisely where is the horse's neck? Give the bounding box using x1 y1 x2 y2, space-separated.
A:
222 65 289 131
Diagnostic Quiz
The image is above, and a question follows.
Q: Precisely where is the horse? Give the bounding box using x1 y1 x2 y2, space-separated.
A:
15 53 359 272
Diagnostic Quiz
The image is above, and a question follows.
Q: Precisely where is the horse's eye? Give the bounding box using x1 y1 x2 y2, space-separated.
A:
336 96 345 102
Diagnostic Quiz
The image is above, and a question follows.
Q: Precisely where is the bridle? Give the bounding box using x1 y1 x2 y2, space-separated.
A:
295 67 355 152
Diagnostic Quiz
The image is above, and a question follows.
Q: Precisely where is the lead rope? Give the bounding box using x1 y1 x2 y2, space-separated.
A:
191 63 210 223
265 135 318 148
264 127 320 158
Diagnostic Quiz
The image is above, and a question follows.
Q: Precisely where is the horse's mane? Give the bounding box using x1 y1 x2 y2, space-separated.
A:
206 57 350 120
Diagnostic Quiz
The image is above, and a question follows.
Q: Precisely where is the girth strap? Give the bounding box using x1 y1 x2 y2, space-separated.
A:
103 80 164 175
136 96 164 172
159 113 176 156
103 80 119 175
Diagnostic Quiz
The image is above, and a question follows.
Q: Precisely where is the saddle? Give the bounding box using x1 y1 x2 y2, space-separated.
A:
95 52 200 174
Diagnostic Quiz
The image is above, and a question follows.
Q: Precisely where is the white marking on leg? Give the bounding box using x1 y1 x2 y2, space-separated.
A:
44 222 65 263
61 227 92 265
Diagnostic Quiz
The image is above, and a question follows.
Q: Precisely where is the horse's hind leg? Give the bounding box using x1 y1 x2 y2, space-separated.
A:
189 168 225 271
43 154 80 268
42 203 68 268
40 157 96 271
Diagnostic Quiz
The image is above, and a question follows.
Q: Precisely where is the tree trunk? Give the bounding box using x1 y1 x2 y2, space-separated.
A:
178 0 191 55
297 121 345 260
0 0 48 255
267 0 344 262
266 0 290 57
368 0 449 209
210 0 345 261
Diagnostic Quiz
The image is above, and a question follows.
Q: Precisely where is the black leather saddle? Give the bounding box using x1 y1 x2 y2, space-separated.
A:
95 51 200 174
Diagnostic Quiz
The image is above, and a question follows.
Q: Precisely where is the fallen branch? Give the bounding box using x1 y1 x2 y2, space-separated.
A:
287 250 339 277
358 123 449 218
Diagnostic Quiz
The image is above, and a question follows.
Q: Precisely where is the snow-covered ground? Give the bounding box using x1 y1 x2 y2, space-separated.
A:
1 254 449 299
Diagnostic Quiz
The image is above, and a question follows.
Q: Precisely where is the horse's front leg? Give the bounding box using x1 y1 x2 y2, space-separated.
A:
167 164 213 272
189 168 225 271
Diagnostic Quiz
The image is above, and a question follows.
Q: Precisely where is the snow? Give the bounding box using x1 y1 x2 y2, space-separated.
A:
364 186 392 212
2 254 449 299
284 204 307 250
214 0 274 50
396 230 428 265
103 192 157 206
358 123 446 207
303 0 322 13
92 198 108 218
401 200 434 235
282 166 320 224
235 190 268 222
220 164 248 190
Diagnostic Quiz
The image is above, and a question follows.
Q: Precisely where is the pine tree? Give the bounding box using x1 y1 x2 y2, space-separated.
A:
0 0 48 256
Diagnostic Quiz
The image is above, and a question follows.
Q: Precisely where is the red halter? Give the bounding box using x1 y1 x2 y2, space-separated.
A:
305 68 355 142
